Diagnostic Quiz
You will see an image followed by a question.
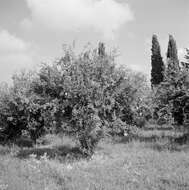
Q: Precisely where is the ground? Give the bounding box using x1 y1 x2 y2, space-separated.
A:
1 126 189 190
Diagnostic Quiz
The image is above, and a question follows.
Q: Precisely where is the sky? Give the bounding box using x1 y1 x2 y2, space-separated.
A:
0 0 189 83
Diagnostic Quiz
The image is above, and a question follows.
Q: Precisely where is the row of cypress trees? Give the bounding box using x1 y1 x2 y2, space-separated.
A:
151 34 179 87
150 34 189 127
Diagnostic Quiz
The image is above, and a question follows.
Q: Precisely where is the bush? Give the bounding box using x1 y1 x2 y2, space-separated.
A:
0 43 149 156
0 73 47 143
14 137 34 148
157 117 167 126
134 117 146 128
69 106 103 156
109 119 128 136
30 44 140 155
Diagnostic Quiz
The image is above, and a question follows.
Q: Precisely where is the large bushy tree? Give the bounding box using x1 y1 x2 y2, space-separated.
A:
0 42 150 155
151 34 164 87
32 44 139 154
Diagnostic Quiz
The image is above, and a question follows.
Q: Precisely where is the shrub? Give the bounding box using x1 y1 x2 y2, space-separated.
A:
157 117 167 126
109 119 128 136
14 137 34 148
0 72 47 143
0 43 149 156
134 117 146 128
69 105 103 156
30 44 139 155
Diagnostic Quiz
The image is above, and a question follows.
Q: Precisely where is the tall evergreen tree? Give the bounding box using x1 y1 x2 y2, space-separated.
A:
151 34 164 87
167 34 180 71
167 35 178 60
154 36 184 126
98 42 105 57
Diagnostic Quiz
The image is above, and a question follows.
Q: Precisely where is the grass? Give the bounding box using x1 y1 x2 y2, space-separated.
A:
1 130 189 190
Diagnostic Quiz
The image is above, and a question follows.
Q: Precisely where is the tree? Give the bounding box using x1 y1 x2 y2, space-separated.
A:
0 43 149 155
152 35 182 125
151 34 164 87
0 72 47 143
98 42 105 57
167 34 179 71
154 46 189 126
31 44 145 154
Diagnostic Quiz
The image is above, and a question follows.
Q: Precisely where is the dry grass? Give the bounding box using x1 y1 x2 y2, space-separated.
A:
1 131 189 190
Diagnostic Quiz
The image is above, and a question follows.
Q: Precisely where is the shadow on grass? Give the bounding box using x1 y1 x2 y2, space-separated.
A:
0 146 12 156
16 145 86 161
144 133 189 152
143 127 173 131
145 141 189 152
118 133 189 152
119 134 172 144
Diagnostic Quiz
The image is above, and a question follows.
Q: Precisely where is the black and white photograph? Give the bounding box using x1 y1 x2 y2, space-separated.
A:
0 0 189 189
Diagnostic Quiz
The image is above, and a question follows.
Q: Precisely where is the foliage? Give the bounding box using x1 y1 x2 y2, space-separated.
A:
167 34 179 70
33 43 145 154
154 45 189 127
151 34 164 87
108 118 128 136
0 73 47 143
0 41 152 156
0 43 149 155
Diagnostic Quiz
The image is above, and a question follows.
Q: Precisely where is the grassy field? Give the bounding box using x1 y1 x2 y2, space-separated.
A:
1 129 189 190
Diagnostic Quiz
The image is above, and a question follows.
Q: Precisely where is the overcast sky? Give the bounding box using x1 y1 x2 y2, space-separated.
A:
0 0 188 82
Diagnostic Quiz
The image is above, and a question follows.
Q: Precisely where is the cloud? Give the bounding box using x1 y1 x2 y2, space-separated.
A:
0 30 30 54
0 30 37 82
20 18 33 31
25 0 134 39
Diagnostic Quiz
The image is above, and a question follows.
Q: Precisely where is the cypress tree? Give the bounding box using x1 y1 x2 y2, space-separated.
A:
98 42 105 57
167 35 179 71
167 35 178 60
151 34 164 87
